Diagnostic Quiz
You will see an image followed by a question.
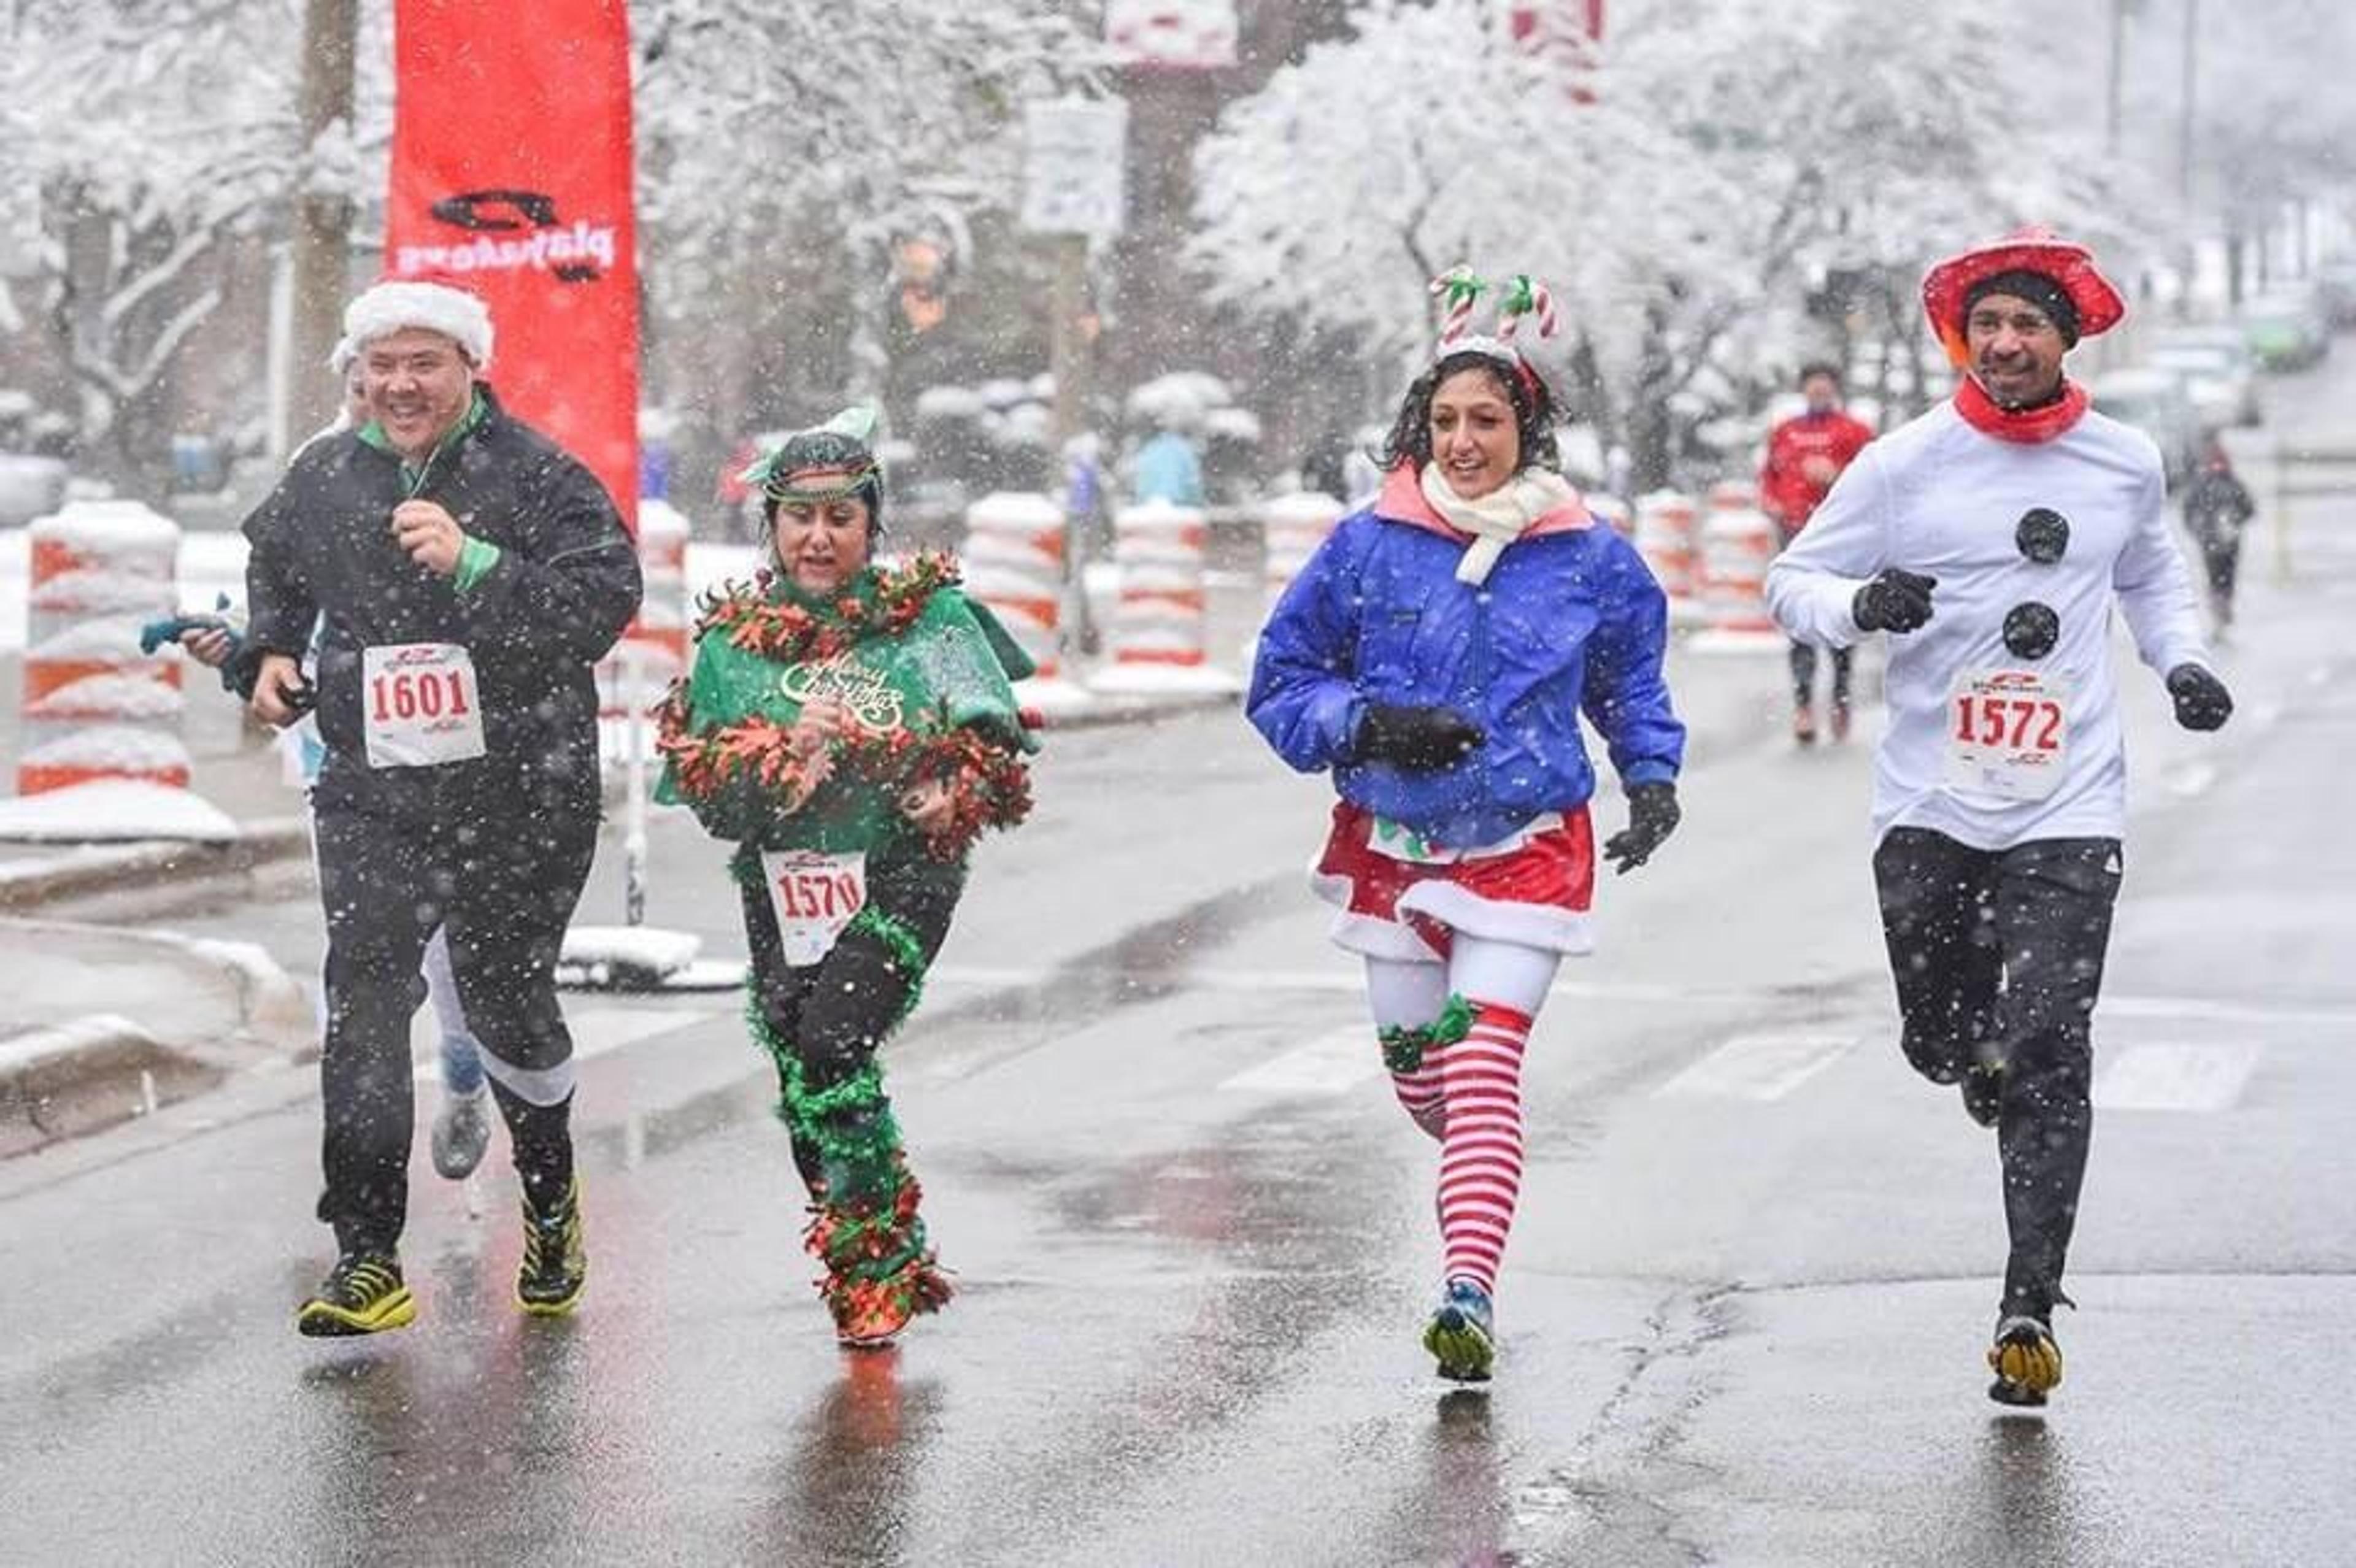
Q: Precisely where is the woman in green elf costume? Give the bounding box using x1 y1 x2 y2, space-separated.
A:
656 407 1036 1347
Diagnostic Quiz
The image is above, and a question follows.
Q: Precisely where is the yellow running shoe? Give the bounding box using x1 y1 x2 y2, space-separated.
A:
296 1251 417 1337
1987 1313 2063 1406
517 1178 587 1317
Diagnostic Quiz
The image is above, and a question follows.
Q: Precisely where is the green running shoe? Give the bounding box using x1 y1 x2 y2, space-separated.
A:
1423 1279 1496 1383
296 1251 416 1337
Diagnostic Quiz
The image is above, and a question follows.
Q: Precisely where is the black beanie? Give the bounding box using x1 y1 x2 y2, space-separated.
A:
1963 269 2081 346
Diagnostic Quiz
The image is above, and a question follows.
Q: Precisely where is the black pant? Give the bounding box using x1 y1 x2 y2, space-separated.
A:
312 793 598 1254
2197 532 2242 625
737 849 963 1193
1790 640 1854 710
1872 828 2124 1319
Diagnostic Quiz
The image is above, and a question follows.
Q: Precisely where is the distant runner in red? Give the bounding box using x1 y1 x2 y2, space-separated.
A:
1758 364 1875 744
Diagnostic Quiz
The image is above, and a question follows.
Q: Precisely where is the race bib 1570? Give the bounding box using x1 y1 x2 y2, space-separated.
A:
760 848 869 967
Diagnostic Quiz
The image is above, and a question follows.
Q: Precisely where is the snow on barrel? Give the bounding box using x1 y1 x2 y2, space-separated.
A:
1634 490 1703 628
1689 480 1784 652
961 491 1089 719
16 498 188 794
1262 489 1345 607
1089 499 1239 698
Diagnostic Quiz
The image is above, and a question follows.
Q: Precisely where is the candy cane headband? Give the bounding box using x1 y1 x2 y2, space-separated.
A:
1430 267 1559 400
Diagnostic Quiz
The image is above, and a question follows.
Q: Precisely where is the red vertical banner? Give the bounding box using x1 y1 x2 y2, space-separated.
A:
385 0 639 533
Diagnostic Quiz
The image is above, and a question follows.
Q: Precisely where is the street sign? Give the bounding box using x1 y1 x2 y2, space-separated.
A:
1106 0 1238 69
1021 98 1128 239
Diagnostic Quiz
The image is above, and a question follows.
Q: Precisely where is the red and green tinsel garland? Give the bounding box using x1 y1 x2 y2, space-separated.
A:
751 1017 952 1343
693 551 962 664
655 690 1031 861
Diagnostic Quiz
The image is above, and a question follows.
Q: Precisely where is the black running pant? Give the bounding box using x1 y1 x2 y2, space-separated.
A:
312 794 598 1254
738 851 963 1194
1872 828 2123 1319
2198 533 2241 624
1789 640 1854 710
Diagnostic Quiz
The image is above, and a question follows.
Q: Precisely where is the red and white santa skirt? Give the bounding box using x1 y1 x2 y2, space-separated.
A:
1309 801 1596 963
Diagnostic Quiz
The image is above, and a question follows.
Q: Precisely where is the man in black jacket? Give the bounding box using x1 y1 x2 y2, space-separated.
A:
239 278 642 1335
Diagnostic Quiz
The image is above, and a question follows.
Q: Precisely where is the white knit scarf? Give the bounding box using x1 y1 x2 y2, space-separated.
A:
1419 463 1582 585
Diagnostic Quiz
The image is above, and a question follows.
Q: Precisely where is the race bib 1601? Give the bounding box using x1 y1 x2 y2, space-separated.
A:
361 642 488 769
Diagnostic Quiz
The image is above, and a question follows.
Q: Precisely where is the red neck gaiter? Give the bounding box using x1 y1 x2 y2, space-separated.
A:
1953 375 2089 444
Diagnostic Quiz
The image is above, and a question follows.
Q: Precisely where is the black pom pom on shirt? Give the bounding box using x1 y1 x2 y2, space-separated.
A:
2003 601 2060 660
2015 507 2069 564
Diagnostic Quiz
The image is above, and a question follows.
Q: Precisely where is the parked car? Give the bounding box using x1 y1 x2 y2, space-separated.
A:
2090 369 2203 490
2313 259 2356 329
2146 331 2264 429
2241 291 2331 371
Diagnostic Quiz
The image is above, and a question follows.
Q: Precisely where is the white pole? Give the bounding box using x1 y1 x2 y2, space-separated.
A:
623 648 649 928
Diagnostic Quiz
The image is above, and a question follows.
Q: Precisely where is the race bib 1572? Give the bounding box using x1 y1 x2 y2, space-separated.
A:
1944 668 2069 802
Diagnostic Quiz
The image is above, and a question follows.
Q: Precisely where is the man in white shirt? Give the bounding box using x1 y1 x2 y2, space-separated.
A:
1766 227 2234 1408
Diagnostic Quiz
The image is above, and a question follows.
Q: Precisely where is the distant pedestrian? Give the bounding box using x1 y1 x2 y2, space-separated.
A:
1768 227 2233 1407
1758 363 1876 744
2180 434 2255 637
1133 410 1206 507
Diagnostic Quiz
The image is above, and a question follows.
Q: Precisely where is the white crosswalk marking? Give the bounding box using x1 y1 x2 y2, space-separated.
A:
1219 1026 1382 1094
2093 1042 2260 1112
1657 1033 1857 1102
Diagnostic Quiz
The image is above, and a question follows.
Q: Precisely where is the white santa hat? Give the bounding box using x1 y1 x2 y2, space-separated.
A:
337 278 495 371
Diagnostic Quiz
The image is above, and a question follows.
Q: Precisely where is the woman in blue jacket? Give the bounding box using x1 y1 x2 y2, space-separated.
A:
1247 272 1685 1383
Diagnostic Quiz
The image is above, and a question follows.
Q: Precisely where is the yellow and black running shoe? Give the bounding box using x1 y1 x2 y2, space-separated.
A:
1987 1313 2063 1407
517 1177 587 1317
296 1251 417 1337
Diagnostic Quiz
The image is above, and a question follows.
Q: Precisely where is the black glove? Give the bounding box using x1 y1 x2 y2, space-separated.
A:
1852 568 1938 634
1603 781 1680 875
1352 703 1485 770
2166 663 2233 731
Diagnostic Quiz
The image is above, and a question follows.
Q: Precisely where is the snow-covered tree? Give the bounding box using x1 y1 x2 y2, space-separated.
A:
631 0 1101 426
0 0 307 483
2172 0 2356 300
1188 0 2150 485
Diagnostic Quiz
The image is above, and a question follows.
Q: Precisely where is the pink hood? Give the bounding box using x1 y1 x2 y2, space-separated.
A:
1374 463 1594 543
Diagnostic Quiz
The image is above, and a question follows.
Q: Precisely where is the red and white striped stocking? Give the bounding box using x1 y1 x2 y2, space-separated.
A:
1430 1001 1531 1296
1389 1055 1448 1141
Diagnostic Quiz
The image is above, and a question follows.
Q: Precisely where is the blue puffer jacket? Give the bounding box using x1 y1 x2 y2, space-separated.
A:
1248 472 1684 849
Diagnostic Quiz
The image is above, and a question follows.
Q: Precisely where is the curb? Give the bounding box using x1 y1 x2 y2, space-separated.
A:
1034 690 1242 732
0 814 311 912
0 918 312 1159
0 1013 228 1158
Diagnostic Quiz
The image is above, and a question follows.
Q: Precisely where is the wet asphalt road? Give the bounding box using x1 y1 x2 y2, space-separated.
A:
6 377 2356 1565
